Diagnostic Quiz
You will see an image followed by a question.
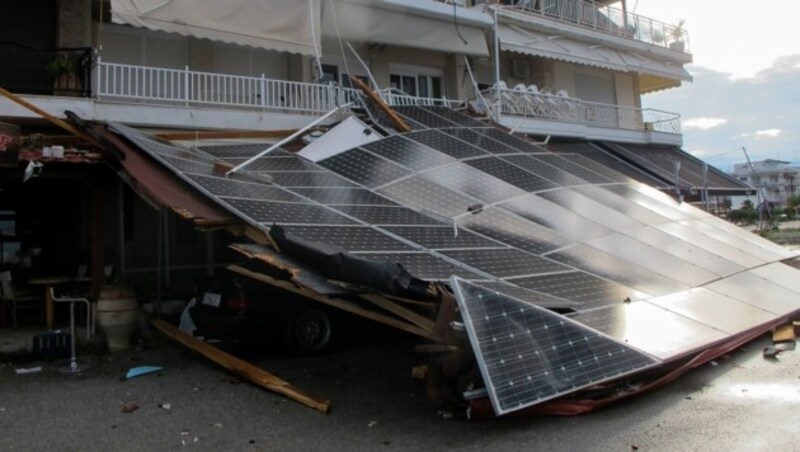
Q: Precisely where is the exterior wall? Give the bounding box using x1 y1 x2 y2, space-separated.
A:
730 160 799 205
58 0 92 48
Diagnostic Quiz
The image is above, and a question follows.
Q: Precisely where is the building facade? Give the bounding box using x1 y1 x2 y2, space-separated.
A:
730 159 800 206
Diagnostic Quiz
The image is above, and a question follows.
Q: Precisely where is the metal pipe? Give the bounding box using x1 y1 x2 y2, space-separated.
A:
226 102 352 176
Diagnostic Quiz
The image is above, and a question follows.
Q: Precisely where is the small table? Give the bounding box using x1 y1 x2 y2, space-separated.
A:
27 276 72 329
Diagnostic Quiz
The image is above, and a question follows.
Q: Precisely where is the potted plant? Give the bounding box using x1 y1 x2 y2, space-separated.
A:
46 53 79 93
668 19 686 52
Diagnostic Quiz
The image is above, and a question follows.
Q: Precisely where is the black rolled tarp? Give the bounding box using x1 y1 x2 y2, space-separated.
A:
269 224 435 301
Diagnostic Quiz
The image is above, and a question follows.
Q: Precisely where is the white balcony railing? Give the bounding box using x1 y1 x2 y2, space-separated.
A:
485 87 681 134
95 59 459 116
96 59 361 114
508 0 689 53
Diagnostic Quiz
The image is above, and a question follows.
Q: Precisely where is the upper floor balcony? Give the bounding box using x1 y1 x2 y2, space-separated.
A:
473 83 682 145
497 0 690 54
1 56 680 145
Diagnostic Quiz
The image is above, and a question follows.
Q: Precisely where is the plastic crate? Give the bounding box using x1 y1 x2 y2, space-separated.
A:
32 331 70 360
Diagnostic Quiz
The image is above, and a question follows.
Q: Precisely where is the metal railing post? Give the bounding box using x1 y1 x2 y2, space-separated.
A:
184 65 190 106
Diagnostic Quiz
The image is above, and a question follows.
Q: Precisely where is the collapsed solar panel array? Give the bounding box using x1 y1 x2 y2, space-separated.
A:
108 103 800 415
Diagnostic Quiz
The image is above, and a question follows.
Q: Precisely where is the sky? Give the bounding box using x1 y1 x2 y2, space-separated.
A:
632 0 800 172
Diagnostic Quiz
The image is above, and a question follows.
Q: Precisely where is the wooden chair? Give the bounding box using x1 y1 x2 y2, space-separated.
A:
0 270 44 327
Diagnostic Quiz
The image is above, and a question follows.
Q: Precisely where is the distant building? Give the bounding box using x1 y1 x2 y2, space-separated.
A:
730 159 800 206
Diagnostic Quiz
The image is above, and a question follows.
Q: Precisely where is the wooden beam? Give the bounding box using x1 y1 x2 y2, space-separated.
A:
151 318 331 413
349 76 411 133
154 129 298 141
0 86 97 144
227 264 438 341
359 293 436 333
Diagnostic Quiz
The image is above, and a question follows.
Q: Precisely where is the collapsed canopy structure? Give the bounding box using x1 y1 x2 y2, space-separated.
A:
88 96 799 417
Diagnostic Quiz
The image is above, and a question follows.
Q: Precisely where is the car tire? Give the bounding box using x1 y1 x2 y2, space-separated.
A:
284 309 333 355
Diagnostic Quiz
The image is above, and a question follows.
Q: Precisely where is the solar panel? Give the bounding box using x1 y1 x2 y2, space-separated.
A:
394 105 460 129
332 205 442 225
420 106 488 128
291 187 395 206
440 248 569 278
546 244 693 297
318 149 411 189
351 252 483 280
280 225 413 252
421 163 526 203
441 128 522 155
465 157 557 193
476 129 544 153
404 130 488 159
264 171 357 188
224 156 322 172
383 225 499 250
185 174 303 202
459 208 569 255
501 194 613 242
220 198 355 226
532 154 612 184
198 143 273 158
361 135 454 171
378 176 482 218
452 278 659 415
512 271 642 309
501 154 587 186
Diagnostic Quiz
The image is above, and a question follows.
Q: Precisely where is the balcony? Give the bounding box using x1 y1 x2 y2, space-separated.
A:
474 86 682 144
503 0 690 53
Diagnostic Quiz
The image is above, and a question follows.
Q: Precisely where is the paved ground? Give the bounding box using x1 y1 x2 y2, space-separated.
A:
1 324 799 451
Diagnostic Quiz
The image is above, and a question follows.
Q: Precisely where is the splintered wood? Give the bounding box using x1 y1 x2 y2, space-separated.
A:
151 318 331 413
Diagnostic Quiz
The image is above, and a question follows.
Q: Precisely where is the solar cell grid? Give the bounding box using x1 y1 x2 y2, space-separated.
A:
501 154 587 186
394 106 460 128
421 106 488 128
405 130 488 159
441 128 521 155
422 162 526 203
361 135 454 171
441 248 569 278
280 225 413 252
452 278 659 415
221 198 355 225
378 176 481 218
319 149 411 189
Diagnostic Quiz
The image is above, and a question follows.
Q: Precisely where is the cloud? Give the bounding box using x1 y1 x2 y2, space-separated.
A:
756 129 782 138
683 118 727 130
643 56 800 170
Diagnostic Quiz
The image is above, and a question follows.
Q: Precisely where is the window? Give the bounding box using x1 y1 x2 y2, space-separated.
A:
321 64 339 85
389 65 444 99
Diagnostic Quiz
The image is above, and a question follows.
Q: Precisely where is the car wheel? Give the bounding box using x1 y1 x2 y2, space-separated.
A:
284 309 332 354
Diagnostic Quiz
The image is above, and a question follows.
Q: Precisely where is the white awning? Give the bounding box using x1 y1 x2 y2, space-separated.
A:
110 0 321 56
321 0 491 57
497 24 691 83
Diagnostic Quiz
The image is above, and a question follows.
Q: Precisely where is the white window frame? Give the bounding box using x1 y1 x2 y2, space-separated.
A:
389 63 444 99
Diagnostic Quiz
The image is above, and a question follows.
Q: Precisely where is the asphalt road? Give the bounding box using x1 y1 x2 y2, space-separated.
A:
1 329 798 451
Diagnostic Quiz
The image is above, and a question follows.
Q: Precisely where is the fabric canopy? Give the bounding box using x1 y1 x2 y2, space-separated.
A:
110 0 321 56
321 0 490 57
497 23 691 84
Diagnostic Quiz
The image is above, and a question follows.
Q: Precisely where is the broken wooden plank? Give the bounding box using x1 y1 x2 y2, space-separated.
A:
227 264 438 341
150 318 331 413
155 129 298 141
349 76 411 133
414 344 460 353
0 86 97 145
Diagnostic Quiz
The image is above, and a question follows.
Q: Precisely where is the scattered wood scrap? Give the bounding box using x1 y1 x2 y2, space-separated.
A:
150 318 331 413
772 324 796 343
